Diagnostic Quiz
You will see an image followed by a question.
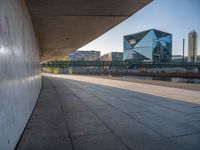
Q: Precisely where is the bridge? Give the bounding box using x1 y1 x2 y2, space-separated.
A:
42 61 200 68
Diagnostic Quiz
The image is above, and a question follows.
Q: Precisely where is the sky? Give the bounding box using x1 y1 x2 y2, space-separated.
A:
78 0 200 56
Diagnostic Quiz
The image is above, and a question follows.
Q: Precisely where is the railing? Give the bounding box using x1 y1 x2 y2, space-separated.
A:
41 61 200 68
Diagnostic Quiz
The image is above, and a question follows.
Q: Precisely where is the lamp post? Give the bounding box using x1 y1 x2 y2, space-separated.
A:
182 38 185 63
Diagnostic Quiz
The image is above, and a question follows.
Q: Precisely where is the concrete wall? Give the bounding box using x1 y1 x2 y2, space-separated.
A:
0 0 41 149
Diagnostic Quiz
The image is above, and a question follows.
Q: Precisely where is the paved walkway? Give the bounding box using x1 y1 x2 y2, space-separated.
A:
16 74 200 150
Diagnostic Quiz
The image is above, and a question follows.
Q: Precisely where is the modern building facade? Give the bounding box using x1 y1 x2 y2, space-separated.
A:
124 29 172 62
188 31 198 62
102 52 123 61
69 50 100 61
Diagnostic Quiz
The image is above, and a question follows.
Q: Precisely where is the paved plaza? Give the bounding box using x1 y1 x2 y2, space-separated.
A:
16 74 200 150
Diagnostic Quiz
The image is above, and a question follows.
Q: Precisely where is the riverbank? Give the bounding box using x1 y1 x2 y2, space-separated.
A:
87 75 200 91
100 72 200 78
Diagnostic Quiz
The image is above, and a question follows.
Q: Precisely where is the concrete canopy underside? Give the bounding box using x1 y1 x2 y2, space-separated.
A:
25 0 152 61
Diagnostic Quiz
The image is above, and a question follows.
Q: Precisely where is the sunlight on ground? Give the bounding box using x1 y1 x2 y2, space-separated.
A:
42 73 200 105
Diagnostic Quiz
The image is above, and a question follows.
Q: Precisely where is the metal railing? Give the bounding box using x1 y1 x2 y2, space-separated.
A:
41 61 200 69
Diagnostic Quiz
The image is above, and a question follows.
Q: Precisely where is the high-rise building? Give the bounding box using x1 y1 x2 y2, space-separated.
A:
188 31 198 62
123 29 172 62
102 52 123 61
69 50 100 61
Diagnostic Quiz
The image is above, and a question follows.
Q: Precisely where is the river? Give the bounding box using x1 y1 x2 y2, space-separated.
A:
122 76 200 84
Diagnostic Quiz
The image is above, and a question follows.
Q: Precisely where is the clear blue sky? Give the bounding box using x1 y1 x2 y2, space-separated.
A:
79 0 200 56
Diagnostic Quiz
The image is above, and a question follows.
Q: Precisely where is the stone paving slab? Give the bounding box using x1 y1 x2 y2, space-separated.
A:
66 111 110 137
73 133 129 150
16 74 200 150
171 133 200 150
130 111 197 137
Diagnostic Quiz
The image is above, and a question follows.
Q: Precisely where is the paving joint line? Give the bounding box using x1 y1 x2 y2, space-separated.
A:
50 79 75 150
169 132 200 139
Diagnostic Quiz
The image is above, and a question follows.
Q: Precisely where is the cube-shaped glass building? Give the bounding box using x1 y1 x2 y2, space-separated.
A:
124 29 172 62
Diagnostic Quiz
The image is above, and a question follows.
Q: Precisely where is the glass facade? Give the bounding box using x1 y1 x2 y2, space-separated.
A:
102 52 123 61
69 50 100 61
124 29 172 62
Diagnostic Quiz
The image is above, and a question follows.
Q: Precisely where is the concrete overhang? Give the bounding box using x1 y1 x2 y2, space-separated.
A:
25 0 152 62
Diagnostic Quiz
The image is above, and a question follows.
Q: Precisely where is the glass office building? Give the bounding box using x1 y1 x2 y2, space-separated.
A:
69 50 100 61
124 29 172 62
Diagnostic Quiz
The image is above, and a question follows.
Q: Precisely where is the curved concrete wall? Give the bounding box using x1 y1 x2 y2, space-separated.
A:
0 0 41 149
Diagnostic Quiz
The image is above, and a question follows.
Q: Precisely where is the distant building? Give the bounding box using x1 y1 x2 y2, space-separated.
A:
172 55 188 63
188 31 198 62
172 55 182 62
123 29 172 62
197 55 200 62
69 50 100 61
102 52 123 61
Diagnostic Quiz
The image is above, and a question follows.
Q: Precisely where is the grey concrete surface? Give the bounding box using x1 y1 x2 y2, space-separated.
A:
25 0 152 61
17 74 200 150
0 0 41 149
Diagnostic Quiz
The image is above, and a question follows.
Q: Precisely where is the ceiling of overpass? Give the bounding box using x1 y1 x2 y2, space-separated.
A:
25 0 152 61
